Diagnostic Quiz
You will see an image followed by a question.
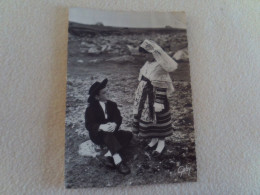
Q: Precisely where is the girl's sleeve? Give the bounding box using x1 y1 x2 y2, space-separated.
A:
152 47 178 73
138 71 142 81
138 63 146 81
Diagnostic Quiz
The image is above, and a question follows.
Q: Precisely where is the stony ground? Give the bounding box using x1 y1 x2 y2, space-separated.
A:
65 32 197 188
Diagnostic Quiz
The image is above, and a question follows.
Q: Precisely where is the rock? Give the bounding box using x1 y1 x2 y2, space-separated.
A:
152 165 161 173
101 44 112 52
173 47 189 61
106 55 135 63
78 140 101 157
136 167 144 175
162 159 176 170
126 44 139 55
101 45 107 52
88 47 101 54
95 22 104 26
81 42 88 46
80 48 88 53
141 162 150 169
184 103 192 107
165 25 173 29
67 80 73 86
77 59 84 63
88 59 103 63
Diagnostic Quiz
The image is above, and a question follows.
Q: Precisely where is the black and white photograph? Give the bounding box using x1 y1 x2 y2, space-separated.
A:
65 8 197 188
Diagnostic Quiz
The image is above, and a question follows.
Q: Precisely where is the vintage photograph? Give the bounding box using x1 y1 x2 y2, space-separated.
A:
65 8 197 188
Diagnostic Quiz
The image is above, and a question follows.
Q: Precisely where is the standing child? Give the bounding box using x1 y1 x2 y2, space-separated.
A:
132 39 178 157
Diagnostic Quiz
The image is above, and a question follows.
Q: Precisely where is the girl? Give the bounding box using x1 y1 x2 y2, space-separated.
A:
132 39 178 157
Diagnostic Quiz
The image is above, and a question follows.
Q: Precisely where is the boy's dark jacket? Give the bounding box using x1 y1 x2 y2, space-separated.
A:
84 100 122 144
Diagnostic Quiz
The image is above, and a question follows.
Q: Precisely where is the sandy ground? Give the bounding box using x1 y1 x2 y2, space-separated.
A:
65 32 197 188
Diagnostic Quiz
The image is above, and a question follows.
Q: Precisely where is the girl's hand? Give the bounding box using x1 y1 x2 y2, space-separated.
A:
140 40 155 53
154 102 165 112
145 43 154 52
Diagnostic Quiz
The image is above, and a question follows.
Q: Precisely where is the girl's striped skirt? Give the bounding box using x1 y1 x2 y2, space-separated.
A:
133 76 173 138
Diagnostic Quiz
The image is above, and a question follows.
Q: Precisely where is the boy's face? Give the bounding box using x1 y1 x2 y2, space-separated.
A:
96 88 108 102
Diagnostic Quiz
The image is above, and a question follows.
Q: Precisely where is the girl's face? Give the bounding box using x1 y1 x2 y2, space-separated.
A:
145 52 154 62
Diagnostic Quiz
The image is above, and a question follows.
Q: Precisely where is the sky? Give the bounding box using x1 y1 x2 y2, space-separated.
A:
69 8 187 29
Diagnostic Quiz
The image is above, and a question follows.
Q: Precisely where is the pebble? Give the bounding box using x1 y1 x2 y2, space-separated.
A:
77 59 84 63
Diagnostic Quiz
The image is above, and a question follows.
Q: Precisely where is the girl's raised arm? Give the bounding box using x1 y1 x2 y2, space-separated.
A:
152 46 178 72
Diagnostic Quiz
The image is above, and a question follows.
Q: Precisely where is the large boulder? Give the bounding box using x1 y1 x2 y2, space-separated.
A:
126 44 139 55
173 47 189 61
78 140 101 157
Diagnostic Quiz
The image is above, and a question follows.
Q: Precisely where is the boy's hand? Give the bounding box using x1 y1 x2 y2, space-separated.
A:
107 122 117 132
100 123 116 132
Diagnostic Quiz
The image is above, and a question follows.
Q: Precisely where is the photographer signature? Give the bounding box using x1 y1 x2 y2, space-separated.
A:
177 165 191 177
